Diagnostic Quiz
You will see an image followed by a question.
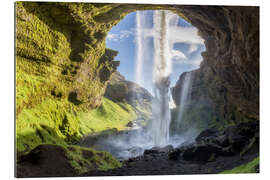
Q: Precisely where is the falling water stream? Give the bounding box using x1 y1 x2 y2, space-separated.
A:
176 72 192 129
83 10 203 160
150 11 171 147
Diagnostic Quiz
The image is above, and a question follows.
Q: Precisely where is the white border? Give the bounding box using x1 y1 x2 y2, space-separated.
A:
1 0 269 180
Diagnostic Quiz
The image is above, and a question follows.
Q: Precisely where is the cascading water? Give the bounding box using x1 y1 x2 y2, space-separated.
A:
134 10 182 147
150 11 172 147
135 11 145 86
90 10 204 160
175 72 193 129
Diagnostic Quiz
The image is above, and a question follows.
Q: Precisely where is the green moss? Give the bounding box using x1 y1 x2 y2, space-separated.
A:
65 145 121 174
170 99 225 134
16 98 79 152
16 97 136 152
220 157 259 174
79 98 136 134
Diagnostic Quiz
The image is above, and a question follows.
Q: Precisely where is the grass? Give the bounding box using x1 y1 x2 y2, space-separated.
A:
220 157 259 174
16 97 136 152
65 145 122 174
19 143 122 174
16 98 79 152
79 98 136 134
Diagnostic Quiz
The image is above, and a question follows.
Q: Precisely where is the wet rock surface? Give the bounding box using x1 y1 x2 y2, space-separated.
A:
83 152 257 176
16 121 259 177
82 121 259 176
169 121 259 162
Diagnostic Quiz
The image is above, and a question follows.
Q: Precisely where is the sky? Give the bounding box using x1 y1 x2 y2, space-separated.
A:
106 10 205 101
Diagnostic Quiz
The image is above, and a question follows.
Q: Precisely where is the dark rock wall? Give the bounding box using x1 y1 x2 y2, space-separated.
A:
171 6 259 129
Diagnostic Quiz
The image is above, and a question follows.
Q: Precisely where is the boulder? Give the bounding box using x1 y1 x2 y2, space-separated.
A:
144 145 174 155
169 121 259 162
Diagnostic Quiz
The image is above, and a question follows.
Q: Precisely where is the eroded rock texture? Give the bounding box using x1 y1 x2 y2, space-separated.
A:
171 6 259 130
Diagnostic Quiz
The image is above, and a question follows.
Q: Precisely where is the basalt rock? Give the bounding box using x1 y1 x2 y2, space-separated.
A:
144 145 174 155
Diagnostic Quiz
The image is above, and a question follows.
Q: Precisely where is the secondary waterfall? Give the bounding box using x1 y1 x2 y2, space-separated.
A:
176 72 193 129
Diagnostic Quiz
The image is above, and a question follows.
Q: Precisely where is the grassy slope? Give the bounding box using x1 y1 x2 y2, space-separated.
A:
17 97 136 152
220 157 259 174
79 98 136 134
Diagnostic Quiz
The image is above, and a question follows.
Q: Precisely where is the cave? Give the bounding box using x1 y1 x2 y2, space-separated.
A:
15 2 259 177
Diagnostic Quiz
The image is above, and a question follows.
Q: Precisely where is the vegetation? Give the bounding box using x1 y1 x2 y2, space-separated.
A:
16 97 136 152
15 2 161 173
15 2 184 152
220 157 259 174
79 98 136 134
65 145 122 174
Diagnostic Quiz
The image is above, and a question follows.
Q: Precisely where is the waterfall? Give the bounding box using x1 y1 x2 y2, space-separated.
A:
135 11 144 86
176 72 193 129
150 11 171 147
134 10 192 147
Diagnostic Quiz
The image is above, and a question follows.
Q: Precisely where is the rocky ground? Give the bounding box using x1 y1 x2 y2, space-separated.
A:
83 149 258 176
17 121 259 177
82 121 259 176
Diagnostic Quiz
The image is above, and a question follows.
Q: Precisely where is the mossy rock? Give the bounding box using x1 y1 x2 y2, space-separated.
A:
17 144 121 177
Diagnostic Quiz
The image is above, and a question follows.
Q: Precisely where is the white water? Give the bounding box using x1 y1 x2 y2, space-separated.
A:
135 11 145 86
150 11 172 147
176 72 193 129
134 10 185 147
95 10 203 160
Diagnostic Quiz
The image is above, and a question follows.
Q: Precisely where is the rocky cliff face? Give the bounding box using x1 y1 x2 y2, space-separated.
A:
105 72 152 103
105 71 153 124
171 6 259 130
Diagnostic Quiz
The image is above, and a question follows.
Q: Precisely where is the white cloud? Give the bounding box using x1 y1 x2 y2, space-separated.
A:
107 33 118 41
189 44 199 54
171 49 187 59
172 58 203 69
107 29 135 42
170 26 204 45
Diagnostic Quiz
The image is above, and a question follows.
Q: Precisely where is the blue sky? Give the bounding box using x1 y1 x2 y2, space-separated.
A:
106 11 205 97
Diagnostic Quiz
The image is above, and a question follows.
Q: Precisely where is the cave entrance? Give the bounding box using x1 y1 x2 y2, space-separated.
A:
101 10 206 158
